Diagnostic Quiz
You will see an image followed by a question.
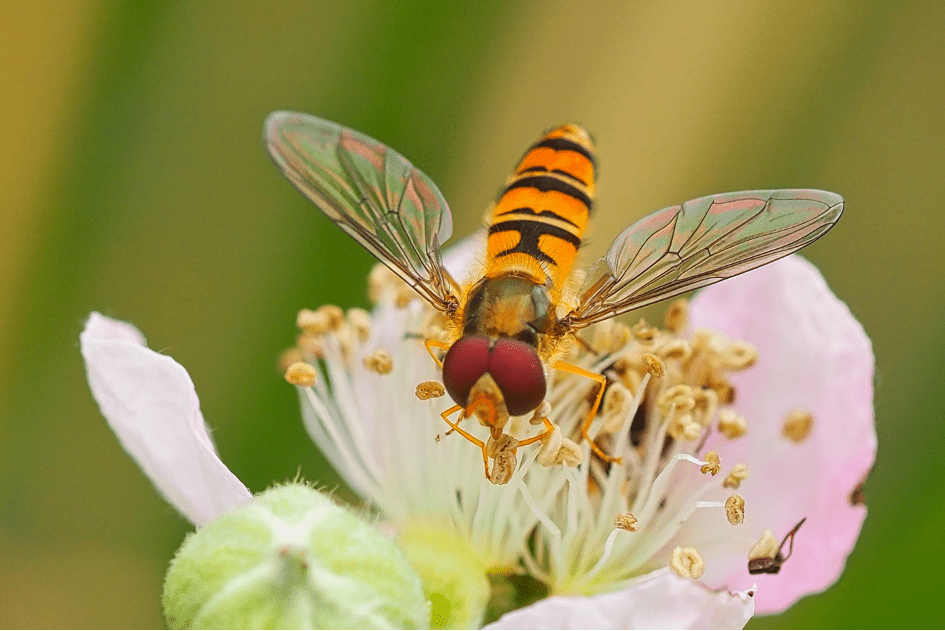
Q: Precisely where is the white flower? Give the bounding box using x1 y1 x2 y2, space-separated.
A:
81 314 431 629
290 250 874 628
80 313 251 526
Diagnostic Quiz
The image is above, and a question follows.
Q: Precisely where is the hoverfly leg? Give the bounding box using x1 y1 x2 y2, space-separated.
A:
551 361 621 464
440 404 490 479
424 338 451 369
516 416 555 448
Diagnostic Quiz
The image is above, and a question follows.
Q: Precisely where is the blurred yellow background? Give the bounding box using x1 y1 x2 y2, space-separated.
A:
2 1 942 627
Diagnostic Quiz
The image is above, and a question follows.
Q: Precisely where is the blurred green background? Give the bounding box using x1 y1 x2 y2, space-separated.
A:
1 1 942 627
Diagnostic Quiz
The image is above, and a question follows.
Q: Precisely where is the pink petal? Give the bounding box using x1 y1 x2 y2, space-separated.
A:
688 256 875 613
80 313 252 526
486 571 754 630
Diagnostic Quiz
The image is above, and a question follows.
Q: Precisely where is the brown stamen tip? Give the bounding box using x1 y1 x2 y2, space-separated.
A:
642 353 665 378
849 478 867 506
284 361 317 387
700 451 721 476
614 513 638 532
782 409 814 442
415 381 445 400
718 409 748 439
670 546 704 579
664 299 688 333
725 494 745 525
723 464 749 489
363 349 394 374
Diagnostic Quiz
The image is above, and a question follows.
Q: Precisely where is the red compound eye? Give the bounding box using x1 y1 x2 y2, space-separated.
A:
489 338 546 416
441 336 547 417
442 336 491 408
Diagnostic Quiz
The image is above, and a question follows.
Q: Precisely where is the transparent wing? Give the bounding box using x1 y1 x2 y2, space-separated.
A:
264 111 457 311
569 189 843 327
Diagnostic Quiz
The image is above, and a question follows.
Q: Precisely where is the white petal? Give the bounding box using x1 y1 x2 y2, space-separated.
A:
81 313 252 526
442 230 486 286
486 571 754 630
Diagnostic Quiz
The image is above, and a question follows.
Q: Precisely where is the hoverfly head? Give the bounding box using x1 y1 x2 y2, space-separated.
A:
441 336 547 425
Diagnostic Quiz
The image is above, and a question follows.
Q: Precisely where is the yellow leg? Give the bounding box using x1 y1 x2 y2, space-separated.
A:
551 361 621 464
516 417 555 447
440 404 490 479
424 338 451 368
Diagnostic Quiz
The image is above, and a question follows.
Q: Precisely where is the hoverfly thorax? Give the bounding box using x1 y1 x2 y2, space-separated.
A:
462 275 555 343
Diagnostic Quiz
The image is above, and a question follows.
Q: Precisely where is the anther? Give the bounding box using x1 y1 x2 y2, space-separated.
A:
489 450 517 485
668 413 701 441
487 432 519 458
632 318 657 343
725 494 745 525
670 546 705 579
614 513 638 532
296 309 326 334
721 341 758 370
368 263 414 307
692 388 718 427
530 400 552 425
782 409 813 442
658 384 695 413
296 332 324 358
664 299 688 333
642 353 665 378
537 426 563 467
656 338 691 361
718 409 748 439
363 349 394 374
415 381 445 400
700 451 721 476
278 347 304 373
284 361 317 387
723 464 749 489
555 438 583 467
318 305 345 331
601 383 632 433
346 308 372 342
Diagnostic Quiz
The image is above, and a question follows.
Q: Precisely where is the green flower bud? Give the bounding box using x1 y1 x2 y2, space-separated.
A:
397 523 490 629
163 484 429 629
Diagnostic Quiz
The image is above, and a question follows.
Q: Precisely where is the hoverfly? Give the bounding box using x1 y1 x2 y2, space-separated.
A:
265 111 843 484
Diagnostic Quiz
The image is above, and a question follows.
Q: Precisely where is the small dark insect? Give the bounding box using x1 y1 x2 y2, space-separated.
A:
748 517 807 575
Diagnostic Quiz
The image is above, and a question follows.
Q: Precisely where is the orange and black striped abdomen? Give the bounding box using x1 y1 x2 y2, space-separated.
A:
485 124 596 289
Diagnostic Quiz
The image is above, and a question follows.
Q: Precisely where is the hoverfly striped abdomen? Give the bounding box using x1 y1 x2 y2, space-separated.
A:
485 124 596 289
